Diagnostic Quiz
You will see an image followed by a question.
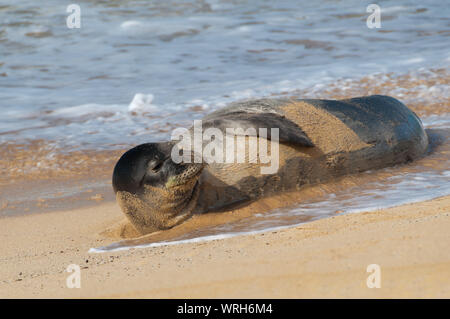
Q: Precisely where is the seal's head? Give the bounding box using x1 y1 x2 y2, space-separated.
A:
112 142 203 234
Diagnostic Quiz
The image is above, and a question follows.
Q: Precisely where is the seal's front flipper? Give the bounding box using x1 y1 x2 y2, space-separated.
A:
202 111 314 148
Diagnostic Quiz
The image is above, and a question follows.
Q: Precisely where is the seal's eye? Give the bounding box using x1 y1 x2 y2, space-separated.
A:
149 161 163 173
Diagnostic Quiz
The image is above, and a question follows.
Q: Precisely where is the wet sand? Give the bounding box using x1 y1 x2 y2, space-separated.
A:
0 195 449 298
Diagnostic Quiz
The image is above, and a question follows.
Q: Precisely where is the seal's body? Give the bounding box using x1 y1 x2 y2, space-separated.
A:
113 95 428 234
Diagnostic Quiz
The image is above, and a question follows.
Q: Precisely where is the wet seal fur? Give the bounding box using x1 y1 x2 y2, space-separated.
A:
113 95 428 234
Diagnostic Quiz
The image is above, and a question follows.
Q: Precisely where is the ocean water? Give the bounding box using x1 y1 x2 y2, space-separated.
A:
0 0 449 150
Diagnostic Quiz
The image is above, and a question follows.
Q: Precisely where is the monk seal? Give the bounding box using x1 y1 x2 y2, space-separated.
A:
113 95 428 234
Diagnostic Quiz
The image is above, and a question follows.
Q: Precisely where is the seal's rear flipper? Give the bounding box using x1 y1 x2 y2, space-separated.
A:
202 111 314 148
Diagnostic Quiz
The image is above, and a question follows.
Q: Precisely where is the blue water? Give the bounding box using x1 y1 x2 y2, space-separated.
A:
0 0 449 149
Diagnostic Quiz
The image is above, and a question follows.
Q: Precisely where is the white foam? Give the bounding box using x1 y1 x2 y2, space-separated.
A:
89 224 295 253
400 57 425 65
50 103 123 117
381 6 409 14
128 93 157 113
422 114 450 129
120 20 143 29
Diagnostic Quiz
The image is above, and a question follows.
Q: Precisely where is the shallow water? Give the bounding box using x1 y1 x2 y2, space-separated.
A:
91 114 450 253
1 0 449 150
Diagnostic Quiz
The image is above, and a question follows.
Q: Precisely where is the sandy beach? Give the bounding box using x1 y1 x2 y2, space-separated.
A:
1 195 449 298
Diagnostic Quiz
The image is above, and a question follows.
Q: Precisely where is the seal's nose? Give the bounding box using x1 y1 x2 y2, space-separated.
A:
112 146 149 194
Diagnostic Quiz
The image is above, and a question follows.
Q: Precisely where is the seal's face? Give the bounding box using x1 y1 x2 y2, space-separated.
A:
112 142 203 234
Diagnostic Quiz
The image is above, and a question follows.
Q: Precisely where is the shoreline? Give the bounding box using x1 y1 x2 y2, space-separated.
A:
1 195 449 298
